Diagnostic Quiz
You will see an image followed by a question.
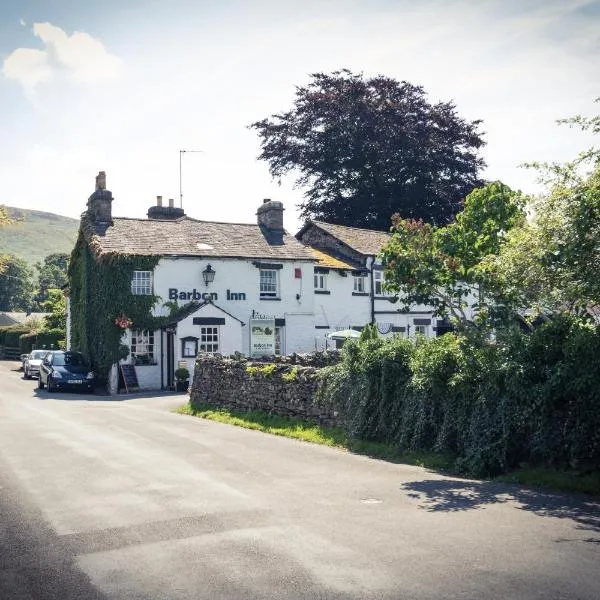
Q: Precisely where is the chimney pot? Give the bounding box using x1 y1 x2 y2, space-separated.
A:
95 171 106 191
157 195 163 207
257 198 284 232
168 198 174 208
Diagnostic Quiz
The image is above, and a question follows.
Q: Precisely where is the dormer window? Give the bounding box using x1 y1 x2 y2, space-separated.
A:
131 271 152 295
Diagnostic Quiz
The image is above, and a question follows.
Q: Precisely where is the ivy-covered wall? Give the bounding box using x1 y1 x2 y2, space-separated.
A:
68 226 161 384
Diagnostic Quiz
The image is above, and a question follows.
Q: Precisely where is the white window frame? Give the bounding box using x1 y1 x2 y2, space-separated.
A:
199 326 219 354
131 329 156 364
260 269 279 298
374 270 388 296
131 270 153 295
314 273 328 291
353 275 365 293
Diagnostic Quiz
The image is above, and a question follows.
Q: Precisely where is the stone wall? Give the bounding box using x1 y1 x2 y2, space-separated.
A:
190 354 342 428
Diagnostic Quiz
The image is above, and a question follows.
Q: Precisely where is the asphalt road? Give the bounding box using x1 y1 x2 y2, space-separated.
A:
0 360 599 600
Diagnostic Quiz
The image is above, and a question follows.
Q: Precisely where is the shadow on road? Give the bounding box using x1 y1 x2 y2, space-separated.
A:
402 478 600 543
32 388 187 402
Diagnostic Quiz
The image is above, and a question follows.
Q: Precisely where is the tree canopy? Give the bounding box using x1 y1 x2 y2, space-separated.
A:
35 253 69 303
380 182 525 327
488 106 600 316
250 69 486 229
0 254 35 312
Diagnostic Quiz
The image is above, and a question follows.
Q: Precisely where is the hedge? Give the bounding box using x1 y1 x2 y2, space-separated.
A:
19 329 65 353
318 315 600 477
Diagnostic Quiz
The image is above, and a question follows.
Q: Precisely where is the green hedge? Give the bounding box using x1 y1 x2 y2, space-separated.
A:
0 327 30 347
319 316 600 477
18 328 65 353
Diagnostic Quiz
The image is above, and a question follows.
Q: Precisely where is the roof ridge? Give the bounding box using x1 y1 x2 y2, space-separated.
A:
313 220 390 235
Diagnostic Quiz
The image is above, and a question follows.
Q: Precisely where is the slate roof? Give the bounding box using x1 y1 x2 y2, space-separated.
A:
300 221 391 256
0 312 49 326
85 216 315 261
308 247 359 270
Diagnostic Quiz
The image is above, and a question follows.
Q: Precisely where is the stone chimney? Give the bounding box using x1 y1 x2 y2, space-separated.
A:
257 199 284 231
147 196 185 220
86 171 113 226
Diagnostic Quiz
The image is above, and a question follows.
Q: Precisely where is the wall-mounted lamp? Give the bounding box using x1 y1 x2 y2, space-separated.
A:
202 264 215 286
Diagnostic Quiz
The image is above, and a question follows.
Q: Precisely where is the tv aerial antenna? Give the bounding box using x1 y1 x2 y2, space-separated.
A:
179 149 203 208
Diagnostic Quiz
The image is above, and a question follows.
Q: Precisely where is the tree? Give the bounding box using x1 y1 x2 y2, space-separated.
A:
0 206 13 274
41 288 66 331
489 103 600 316
250 69 486 229
35 253 69 303
380 182 525 327
0 254 35 312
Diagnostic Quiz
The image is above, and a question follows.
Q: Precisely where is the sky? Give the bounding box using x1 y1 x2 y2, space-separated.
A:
1 0 599 233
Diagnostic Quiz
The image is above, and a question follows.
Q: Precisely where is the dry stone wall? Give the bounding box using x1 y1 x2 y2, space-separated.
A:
190 353 342 427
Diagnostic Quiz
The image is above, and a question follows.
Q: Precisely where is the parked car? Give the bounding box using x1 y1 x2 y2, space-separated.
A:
23 349 48 379
38 351 95 393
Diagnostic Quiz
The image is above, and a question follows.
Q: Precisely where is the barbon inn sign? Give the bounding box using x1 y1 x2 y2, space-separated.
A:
168 288 246 301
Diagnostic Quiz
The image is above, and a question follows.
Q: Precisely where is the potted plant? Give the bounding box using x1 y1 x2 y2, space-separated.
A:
174 367 190 392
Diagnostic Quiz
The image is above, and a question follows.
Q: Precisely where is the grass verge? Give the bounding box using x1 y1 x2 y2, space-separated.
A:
176 402 455 472
176 402 600 497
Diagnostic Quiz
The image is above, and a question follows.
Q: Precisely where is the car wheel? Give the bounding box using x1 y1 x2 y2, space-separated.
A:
47 379 56 393
38 376 45 389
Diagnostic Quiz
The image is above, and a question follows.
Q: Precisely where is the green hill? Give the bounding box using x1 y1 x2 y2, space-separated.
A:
0 206 79 266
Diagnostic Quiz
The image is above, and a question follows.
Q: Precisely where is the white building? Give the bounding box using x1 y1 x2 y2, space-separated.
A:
69 172 457 392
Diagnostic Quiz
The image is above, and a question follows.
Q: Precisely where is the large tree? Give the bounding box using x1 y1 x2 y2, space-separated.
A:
0 254 35 312
0 206 13 274
250 69 486 229
380 182 525 327
489 106 600 316
35 253 69 303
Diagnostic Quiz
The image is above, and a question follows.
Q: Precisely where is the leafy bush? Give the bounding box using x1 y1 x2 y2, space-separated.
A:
318 316 600 477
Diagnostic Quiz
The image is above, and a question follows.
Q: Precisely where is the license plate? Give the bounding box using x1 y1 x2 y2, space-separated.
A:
69 379 84 384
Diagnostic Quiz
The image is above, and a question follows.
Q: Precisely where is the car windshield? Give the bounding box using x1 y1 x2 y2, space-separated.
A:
31 351 46 360
53 353 87 367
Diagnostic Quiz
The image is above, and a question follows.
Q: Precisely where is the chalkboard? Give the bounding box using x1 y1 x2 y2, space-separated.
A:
120 364 140 393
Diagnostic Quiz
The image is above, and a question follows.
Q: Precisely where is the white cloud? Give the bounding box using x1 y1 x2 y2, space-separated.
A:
2 22 121 91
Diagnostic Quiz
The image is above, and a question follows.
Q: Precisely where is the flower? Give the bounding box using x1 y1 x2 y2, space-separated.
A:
114 314 133 329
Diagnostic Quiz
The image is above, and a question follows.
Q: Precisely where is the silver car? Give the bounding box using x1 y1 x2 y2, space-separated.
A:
23 350 48 379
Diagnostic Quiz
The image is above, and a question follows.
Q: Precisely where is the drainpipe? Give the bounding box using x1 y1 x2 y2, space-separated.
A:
369 256 375 325
160 328 164 390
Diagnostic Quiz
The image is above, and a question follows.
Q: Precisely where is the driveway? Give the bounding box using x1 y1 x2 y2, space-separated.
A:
0 360 598 599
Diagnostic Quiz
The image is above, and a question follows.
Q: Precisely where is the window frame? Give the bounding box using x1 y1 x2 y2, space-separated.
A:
131 329 156 365
199 326 219 354
373 270 388 296
131 270 153 295
259 269 279 298
414 324 427 337
353 275 365 293
314 272 328 291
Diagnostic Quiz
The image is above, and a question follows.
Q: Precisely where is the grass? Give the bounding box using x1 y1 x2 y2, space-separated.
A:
177 402 600 497
176 402 455 472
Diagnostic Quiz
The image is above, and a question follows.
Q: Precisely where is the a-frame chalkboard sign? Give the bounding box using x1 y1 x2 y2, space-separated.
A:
120 364 140 393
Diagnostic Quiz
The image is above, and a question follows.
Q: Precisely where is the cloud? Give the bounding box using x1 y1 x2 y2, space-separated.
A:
2 22 121 91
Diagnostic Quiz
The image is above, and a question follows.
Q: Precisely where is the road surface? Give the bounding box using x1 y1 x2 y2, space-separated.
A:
0 360 599 599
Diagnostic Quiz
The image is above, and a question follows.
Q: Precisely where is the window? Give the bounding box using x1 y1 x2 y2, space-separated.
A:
131 271 152 295
260 269 278 298
182 337 198 358
131 329 156 364
414 324 427 336
353 275 365 293
199 326 219 353
374 270 388 295
314 273 327 291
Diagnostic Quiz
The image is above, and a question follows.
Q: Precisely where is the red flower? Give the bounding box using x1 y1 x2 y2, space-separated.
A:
114 314 133 329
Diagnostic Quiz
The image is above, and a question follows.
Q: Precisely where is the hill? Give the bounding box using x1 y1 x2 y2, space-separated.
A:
0 206 79 265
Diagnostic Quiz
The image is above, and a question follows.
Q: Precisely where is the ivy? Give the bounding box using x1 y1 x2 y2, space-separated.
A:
68 226 162 384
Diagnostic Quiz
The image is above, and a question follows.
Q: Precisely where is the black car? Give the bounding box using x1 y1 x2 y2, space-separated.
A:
38 351 95 393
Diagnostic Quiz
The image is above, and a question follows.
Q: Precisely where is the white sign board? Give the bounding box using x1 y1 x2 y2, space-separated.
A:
250 317 276 357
